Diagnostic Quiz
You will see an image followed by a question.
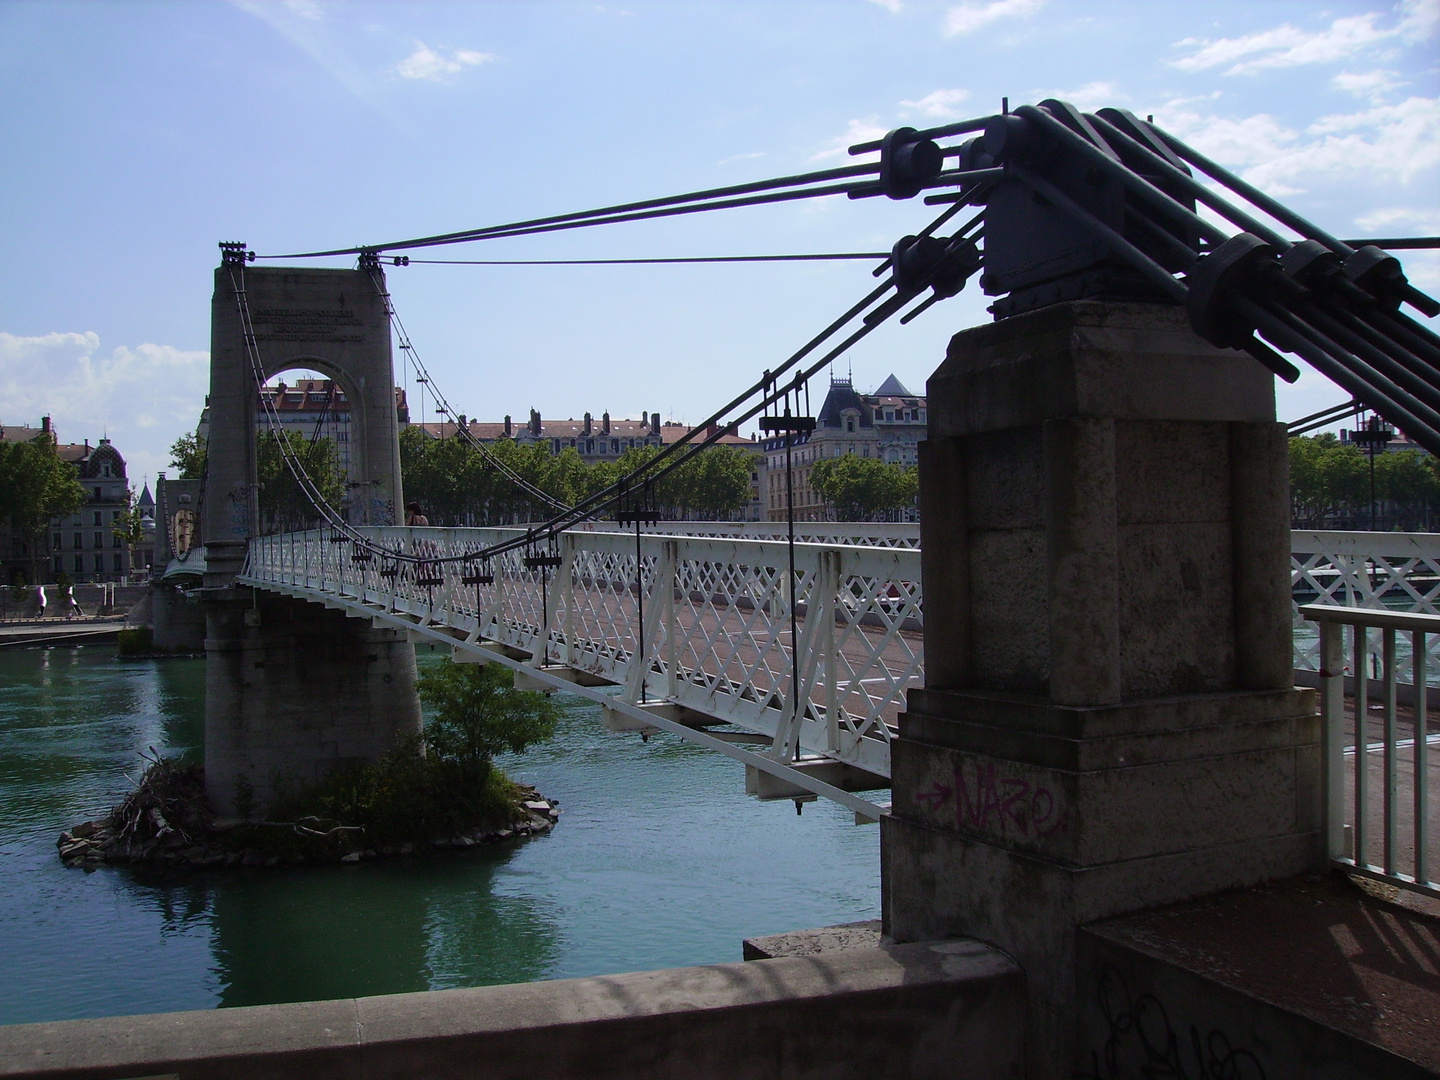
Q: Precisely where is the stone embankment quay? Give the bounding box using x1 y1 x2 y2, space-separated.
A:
0 617 128 650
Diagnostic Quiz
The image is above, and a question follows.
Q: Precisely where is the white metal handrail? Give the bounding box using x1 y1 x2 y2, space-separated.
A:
241 526 922 789
1301 603 1437 898
566 520 921 548
1292 531 1440 679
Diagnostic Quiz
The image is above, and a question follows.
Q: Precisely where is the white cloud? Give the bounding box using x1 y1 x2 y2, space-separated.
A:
1171 2 1437 77
0 332 209 484
1398 0 1440 40
1333 69 1405 103
394 41 496 82
1158 95 1440 193
718 151 766 166
899 88 971 119
810 118 888 162
943 0 1043 37
868 0 903 12
1354 206 1440 233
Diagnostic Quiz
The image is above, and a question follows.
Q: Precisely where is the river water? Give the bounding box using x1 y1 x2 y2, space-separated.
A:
0 645 880 1025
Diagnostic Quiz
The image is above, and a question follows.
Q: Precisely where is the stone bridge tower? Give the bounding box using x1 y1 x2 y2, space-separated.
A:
201 256 419 816
204 259 403 583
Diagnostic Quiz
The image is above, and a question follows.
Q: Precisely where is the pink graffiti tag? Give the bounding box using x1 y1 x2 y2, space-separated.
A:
953 760 1066 839
915 780 953 811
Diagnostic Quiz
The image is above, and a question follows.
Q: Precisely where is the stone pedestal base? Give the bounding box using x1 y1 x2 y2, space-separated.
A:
882 686 1321 1077
204 588 421 816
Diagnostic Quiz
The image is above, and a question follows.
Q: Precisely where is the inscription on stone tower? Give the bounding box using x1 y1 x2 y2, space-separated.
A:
251 307 365 343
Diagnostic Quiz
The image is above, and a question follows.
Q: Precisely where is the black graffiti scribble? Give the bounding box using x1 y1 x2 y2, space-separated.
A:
1077 964 1267 1080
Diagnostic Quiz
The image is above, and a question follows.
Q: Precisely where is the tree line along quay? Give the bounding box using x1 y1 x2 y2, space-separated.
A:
169 422 923 527
164 427 1440 532
1289 432 1440 531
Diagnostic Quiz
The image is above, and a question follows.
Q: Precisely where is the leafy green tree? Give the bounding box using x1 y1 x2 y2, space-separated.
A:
256 430 345 532
611 444 753 520
1289 435 1366 526
1375 449 1440 530
417 660 558 770
811 454 918 521
1288 435 1439 529
168 431 207 479
0 433 87 583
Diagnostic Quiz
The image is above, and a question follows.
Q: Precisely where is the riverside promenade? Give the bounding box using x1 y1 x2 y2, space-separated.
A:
0 617 127 651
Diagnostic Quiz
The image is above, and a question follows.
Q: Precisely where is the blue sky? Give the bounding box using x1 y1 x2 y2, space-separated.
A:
1 0 1436 484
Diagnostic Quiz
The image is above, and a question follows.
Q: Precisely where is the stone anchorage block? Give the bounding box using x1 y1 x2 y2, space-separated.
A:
891 301 1314 1079
920 302 1294 710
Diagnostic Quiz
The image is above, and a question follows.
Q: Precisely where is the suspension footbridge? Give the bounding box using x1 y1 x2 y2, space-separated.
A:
138 95 1440 1077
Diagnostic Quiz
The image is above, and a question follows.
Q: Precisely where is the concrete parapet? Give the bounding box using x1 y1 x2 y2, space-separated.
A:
0 941 1025 1080
204 588 420 815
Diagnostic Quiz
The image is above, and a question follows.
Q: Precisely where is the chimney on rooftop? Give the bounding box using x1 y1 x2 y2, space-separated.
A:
583 412 592 437
602 411 611 435
41 416 51 434
504 414 512 438
457 414 467 431
651 412 660 434
530 409 541 436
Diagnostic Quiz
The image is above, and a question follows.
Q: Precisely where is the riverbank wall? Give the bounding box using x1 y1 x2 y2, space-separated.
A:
0 939 1025 1080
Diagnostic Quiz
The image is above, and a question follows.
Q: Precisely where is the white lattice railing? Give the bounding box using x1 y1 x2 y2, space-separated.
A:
241 527 921 785
240 525 1440 813
1292 531 1440 683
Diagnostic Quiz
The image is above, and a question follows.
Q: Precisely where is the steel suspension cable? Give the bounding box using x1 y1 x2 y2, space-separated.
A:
365 267 572 515
378 197 975 563
259 162 885 260
404 252 890 266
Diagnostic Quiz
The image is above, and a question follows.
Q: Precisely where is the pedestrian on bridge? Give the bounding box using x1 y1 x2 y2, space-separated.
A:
405 502 429 527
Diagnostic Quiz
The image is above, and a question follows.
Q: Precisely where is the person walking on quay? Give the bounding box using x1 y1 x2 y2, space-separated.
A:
33 584 47 621
64 584 83 620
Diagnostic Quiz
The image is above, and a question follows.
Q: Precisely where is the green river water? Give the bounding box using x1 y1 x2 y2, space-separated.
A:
0 645 880 1025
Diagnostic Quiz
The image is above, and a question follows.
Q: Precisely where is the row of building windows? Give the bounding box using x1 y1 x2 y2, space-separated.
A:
550 436 652 455
66 509 124 527
51 532 123 551
52 553 124 573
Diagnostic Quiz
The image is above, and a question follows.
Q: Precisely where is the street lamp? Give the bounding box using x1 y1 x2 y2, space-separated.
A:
1349 413 1394 531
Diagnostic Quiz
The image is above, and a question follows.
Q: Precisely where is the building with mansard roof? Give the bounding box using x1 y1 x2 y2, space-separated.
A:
49 436 136 582
760 373 926 522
